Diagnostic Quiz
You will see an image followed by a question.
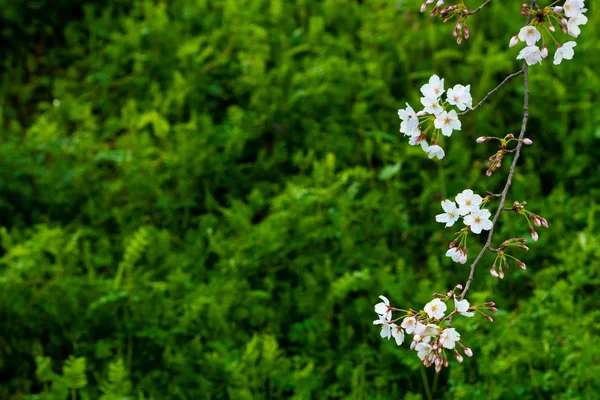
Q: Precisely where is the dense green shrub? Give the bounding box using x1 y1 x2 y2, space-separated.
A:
0 0 598 399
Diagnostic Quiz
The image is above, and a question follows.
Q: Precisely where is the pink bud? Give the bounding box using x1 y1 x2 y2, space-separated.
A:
436 0 444 6
485 314 494 322
455 284 463 290
464 25 470 40
444 358 449 367
541 218 548 228
456 352 463 363
553 6 563 13
517 245 530 251
518 260 526 270
561 17 568 25
477 136 489 143
509 36 519 48
420 2 428 12
523 138 533 145
455 22 461 30
541 45 549 59
549 23 556 33
459 252 467 264
506 133 514 139
530 228 539 242
490 268 499 278
435 363 442 373
485 302 495 306
488 307 498 312
464 347 473 357
533 216 542 227
498 266 504 279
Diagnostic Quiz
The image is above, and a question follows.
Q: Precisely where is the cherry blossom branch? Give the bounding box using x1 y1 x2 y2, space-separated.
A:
459 69 524 116
457 0 536 301
467 0 492 15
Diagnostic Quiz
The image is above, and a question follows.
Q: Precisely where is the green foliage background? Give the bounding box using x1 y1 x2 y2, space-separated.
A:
0 0 599 399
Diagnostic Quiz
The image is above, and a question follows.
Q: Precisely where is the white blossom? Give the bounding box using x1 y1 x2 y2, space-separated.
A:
421 324 440 344
415 342 433 361
373 314 392 339
434 110 461 137
392 325 405 345
435 200 459 227
374 295 392 321
567 13 587 38
401 317 417 334
446 84 473 111
445 247 464 263
554 41 577 65
398 103 419 136
424 298 447 320
464 208 493 234
427 145 445 160
420 74 445 99
518 26 541 46
420 95 443 115
455 189 482 216
517 46 543 66
454 297 474 317
563 0 585 18
440 328 461 349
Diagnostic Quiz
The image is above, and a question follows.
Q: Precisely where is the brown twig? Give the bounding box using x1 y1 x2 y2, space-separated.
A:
460 69 524 116
456 0 536 302
467 0 492 15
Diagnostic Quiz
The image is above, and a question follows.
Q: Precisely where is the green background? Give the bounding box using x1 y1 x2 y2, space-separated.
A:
0 0 599 399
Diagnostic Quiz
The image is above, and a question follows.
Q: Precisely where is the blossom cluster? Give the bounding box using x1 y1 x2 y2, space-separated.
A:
435 189 492 263
511 1 588 66
373 289 496 372
398 75 472 160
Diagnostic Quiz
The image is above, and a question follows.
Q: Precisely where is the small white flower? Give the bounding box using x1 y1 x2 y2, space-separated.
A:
435 200 459 227
392 325 405 345
427 145 445 160
398 103 419 136
420 324 440 344
434 110 461 137
415 343 433 361
401 317 417 334
446 84 473 111
518 26 541 46
464 208 493 234
517 46 543 66
554 41 577 65
414 322 427 336
567 13 587 38
374 295 392 321
563 0 584 18
420 95 443 115
420 74 445 99
454 297 474 317
455 189 483 216
373 314 392 339
445 247 462 263
439 328 461 349
424 298 447 320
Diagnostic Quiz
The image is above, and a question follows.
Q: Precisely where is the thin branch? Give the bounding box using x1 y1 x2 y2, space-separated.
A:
459 69 524 116
467 0 492 15
458 55 532 302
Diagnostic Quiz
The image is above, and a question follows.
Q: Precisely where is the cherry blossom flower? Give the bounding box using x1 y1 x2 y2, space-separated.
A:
416 343 434 361
464 209 493 234
567 13 587 38
424 298 447 319
398 103 419 135
454 297 474 317
373 314 392 339
554 41 577 65
434 110 461 137
401 317 417 334
563 0 585 18
440 327 461 349
446 84 473 111
517 46 543 66
420 95 443 115
427 145 445 160
436 200 459 227
420 74 445 99
517 26 541 46
445 247 467 264
392 325 405 345
374 295 392 321
421 324 440 344
455 189 482 216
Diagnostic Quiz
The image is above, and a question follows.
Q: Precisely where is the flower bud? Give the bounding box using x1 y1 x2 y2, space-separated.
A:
549 22 556 33
416 110 427 117
485 314 494 322
485 302 495 306
464 347 473 357
455 284 463 290
455 351 463 363
541 45 549 59
435 363 442 373
517 245 530 251
523 138 533 145
464 25 470 40
509 36 519 48
541 218 548 228
505 133 514 139
477 136 489 143
444 358 449 367
436 0 444 6
488 307 498 312
561 17 568 26
410 340 418 350
490 268 499 278
459 252 467 264
553 6 563 13
498 265 504 279
518 260 526 270
532 216 542 227
420 2 428 12
530 228 539 242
